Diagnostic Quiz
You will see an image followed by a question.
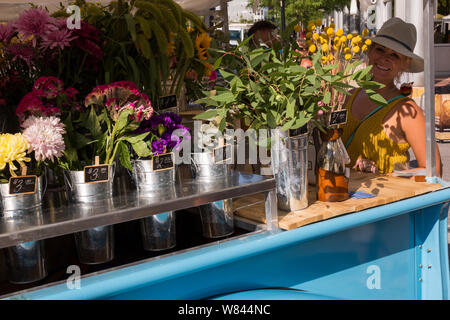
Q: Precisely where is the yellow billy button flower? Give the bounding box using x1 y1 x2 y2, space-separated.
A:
333 45 338 51
326 28 334 37
312 33 320 41
362 28 369 37
308 24 315 31
345 53 352 60
316 18 322 26
352 46 361 54
306 32 312 39
328 54 334 62
336 28 344 37
340 35 347 43
365 39 372 46
294 25 301 32
347 34 353 40
321 43 329 53
321 56 327 64
362 44 368 51
306 40 313 47
344 47 351 54
308 44 317 53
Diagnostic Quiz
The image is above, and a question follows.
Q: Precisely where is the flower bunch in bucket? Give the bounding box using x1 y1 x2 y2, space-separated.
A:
59 81 154 171
304 21 386 129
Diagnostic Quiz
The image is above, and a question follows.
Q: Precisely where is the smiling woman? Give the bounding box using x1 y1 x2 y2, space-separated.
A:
341 17 443 176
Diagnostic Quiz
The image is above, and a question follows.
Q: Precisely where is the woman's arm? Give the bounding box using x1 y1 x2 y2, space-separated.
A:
397 99 442 177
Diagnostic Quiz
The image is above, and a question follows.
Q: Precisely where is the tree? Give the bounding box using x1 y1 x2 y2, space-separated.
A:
248 0 351 28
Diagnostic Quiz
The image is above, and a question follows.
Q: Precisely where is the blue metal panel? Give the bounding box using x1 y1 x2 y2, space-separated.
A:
7 188 449 300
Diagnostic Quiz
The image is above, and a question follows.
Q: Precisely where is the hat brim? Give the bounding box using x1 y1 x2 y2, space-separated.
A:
371 37 424 73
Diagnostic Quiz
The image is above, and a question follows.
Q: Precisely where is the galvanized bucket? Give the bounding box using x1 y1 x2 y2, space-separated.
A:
1 206 47 284
72 199 115 264
64 164 116 264
0 175 46 212
271 128 309 211
63 163 115 203
190 151 234 238
132 159 177 251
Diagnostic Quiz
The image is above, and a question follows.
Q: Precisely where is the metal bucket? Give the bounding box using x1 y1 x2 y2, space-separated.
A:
190 152 234 238
72 199 115 264
1 206 47 284
271 128 309 211
64 165 116 264
0 175 46 212
63 163 115 203
132 160 177 251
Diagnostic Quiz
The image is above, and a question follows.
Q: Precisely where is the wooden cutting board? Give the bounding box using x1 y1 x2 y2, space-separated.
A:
233 171 444 230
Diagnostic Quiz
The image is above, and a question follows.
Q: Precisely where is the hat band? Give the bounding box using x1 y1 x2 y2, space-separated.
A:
375 34 413 52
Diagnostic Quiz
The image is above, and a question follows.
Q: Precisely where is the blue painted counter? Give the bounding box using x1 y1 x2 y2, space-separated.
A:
5 185 450 300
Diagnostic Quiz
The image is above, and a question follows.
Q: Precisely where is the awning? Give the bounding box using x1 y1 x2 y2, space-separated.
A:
0 0 226 21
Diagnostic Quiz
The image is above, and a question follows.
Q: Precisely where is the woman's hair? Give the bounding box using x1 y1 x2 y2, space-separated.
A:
247 20 277 38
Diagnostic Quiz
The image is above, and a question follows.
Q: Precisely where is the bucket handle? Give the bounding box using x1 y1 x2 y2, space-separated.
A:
63 170 73 191
190 155 198 179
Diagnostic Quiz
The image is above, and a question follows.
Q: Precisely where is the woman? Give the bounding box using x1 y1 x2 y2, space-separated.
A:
341 17 442 176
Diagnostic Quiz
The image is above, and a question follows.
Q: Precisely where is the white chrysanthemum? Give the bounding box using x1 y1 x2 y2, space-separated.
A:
22 116 66 162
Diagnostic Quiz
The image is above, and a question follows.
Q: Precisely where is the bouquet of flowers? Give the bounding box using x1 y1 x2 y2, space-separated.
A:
132 112 191 158
59 81 154 171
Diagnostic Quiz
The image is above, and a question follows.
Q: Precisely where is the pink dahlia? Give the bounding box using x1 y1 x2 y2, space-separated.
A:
22 116 66 162
33 76 64 99
41 28 76 51
16 92 61 124
0 23 14 43
13 8 53 47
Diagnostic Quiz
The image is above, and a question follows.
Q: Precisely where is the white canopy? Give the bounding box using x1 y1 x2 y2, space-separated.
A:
0 0 224 21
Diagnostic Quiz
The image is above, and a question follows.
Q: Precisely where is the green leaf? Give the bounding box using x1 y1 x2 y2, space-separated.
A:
131 140 152 158
193 109 218 120
323 91 331 105
116 109 134 133
366 90 388 105
127 55 140 85
286 99 295 118
213 55 223 70
85 106 102 138
118 141 132 171
122 132 151 144
267 110 277 128
137 34 151 59
125 14 136 41
136 16 151 39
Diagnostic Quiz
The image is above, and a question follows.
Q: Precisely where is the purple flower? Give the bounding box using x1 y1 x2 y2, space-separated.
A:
41 28 76 51
13 8 53 46
151 139 167 155
5 43 35 66
0 23 14 43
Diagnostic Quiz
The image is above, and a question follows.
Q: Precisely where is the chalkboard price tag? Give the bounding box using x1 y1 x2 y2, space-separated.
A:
213 144 232 164
329 109 348 126
152 153 174 172
9 175 37 195
159 95 177 110
84 164 110 183
289 125 308 137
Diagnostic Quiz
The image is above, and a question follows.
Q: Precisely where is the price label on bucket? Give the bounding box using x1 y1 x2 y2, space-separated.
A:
9 175 37 195
158 95 177 110
84 164 109 183
213 144 232 164
152 153 174 172
329 109 348 126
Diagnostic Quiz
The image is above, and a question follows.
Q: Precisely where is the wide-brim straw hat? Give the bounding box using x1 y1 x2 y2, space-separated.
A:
371 17 424 73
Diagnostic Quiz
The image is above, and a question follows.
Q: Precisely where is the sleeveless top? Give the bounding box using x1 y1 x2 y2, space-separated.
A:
341 88 411 174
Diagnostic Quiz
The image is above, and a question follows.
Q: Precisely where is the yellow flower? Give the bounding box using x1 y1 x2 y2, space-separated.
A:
306 40 313 47
166 33 176 56
316 18 322 26
321 43 329 53
308 44 317 53
336 28 344 37
308 24 315 31
308 21 315 26
328 54 334 62
340 35 347 43
330 23 335 29
347 34 353 40
352 46 361 53
312 33 320 41
365 39 372 46
362 44 368 51
326 28 334 37
306 32 312 39
321 56 327 64
344 47 351 54
333 45 338 51
202 62 213 77
362 28 369 37
0 133 31 176
333 37 339 44
195 32 211 61
345 53 352 60
294 25 301 32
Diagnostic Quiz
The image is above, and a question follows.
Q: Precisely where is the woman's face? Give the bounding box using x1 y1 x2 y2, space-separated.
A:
367 43 411 84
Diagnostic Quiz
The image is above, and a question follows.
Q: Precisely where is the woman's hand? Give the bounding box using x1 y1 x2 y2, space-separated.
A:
353 158 379 174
